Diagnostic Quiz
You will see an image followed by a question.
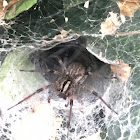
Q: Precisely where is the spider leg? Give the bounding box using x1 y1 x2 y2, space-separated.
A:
47 90 61 103
20 69 50 73
7 84 53 110
88 72 117 80
67 96 73 137
20 69 62 76
55 56 66 72
80 83 118 114
59 59 66 72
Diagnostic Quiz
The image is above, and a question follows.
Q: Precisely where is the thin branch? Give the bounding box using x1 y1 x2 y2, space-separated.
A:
4 0 20 13
109 30 140 37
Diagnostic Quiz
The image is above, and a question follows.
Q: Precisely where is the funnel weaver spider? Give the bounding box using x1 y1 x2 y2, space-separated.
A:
8 58 118 136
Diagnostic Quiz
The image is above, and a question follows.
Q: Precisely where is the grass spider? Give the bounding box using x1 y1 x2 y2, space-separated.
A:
8 58 118 137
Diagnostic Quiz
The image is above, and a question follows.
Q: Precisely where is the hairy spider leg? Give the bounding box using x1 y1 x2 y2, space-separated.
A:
20 69 50 73
7 84 54 110
80 83 118 114
67 96 73 137
20 69 62 76
47 90 62 103
54 56 67 72
88 72 117 80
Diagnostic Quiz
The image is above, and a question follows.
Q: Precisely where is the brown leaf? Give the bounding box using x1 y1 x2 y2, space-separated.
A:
0 0 20 24
60 29 72 36
110 59 131 82
0 1 3 13
3 0 20 13
0 0 7 22
116 0 140 17
100 12 122 36
122 0 140 2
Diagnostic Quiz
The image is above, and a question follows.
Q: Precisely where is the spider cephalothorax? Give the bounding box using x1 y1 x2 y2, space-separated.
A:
8 59 118 137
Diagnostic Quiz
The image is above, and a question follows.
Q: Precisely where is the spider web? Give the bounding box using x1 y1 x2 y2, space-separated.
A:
0 0 140 140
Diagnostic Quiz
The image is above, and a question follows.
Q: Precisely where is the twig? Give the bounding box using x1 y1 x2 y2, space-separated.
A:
109 30 140 37
4 0 20 13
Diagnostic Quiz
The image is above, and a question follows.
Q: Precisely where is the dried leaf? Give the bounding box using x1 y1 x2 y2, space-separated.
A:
51 29 72 40
100 12 122 36
0 0 19 24
122 0 140 2
116 0 140 17
0 0 7 23
60 29 72 36
110 59 131 82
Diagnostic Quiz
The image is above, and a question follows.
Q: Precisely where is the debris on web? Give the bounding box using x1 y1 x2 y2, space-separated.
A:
0 0 140 140
110 59 131 83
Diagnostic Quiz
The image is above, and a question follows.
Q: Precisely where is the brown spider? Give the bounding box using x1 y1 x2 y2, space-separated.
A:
8 58 118 136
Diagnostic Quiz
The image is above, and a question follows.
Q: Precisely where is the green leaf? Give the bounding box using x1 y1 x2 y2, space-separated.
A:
0 48 45 102
5 0 38 20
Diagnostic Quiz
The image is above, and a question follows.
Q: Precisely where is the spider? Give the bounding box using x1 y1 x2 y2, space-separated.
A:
8 58 118 137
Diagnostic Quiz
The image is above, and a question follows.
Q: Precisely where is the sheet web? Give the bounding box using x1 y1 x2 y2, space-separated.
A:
0 0 140 140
